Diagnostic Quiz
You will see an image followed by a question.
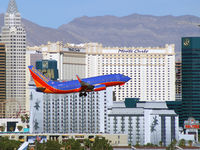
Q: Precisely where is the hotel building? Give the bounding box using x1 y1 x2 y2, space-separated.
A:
108 100 179 146
85 43 175 101
0 0 27 117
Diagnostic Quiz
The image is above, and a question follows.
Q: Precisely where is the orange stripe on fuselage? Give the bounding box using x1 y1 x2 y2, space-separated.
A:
29 68 81 94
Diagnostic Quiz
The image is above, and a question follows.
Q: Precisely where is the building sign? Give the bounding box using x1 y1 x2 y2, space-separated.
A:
118 49 149 53
184 117 200 129
68 47 81 52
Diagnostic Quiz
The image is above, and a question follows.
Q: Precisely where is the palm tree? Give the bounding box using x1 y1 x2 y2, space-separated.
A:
0 126 5 132
62 138 82 150
17 125 23 132
83 139 91 150
45 140 62 150
0 137 21 149
91 137 113 150
188 140 193 147
9 126 14 132
20 114 30 128
179 139 186 147
159 141 163 147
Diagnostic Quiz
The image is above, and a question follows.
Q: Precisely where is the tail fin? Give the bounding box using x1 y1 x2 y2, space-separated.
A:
28 65 50 88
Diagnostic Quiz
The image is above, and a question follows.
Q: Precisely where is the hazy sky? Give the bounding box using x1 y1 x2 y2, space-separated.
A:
0 0 200 28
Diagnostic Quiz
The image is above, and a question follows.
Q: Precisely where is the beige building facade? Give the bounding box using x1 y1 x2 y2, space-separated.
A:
85 43 175 101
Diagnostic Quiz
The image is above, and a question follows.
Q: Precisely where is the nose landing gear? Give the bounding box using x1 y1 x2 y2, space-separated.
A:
79 92 87 97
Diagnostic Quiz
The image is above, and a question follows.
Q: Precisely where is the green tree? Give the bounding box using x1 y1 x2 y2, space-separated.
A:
83 139 91 150
91 137 113 150
45 140 62 150
62 138 82 150
159 141 163 147
188 140 193 147
135 141 140 147
34 140 45 150
34 140 62 150
20 113 30 128
0 126 5 132
172 139 177 146
21 115 25 123
17 126 23 132
0 136 21 150
9 126 15 132
179 139 186 147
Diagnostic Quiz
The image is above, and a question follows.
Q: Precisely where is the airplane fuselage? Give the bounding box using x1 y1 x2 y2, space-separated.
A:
28 65 131 95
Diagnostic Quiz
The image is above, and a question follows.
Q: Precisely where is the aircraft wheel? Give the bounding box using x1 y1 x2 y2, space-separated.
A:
79 93 83 97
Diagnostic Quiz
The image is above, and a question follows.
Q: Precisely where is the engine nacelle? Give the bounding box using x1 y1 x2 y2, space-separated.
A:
36 87 46 92
93 84 106 91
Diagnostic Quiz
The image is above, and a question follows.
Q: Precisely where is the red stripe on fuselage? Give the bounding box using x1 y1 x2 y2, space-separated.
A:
99 81 125 87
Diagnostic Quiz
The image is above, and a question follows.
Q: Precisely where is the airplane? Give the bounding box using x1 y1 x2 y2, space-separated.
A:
28 65 131 97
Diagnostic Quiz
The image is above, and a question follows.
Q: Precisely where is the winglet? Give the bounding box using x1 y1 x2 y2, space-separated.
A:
76 75 82 83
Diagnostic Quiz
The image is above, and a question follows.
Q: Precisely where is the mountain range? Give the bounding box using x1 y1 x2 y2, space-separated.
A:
1 13 200 58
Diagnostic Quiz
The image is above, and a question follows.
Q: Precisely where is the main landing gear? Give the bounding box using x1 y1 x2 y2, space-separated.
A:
79 92 87 97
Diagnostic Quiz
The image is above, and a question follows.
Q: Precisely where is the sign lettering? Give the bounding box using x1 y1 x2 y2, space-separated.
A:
118 49 149 53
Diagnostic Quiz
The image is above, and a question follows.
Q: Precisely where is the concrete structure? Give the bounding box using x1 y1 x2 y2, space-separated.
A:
108 100 179 146
0 0 27 117
0 43 6 118
28 42 175 102
0 133 128 147
29 81 113 134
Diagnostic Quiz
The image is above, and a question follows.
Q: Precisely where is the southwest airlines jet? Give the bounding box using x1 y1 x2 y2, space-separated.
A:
28 65 131 97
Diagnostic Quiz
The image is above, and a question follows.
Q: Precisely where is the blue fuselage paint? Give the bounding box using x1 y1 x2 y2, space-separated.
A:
48 74 130 91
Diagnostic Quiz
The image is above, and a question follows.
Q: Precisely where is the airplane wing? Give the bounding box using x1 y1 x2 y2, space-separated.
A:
76 75 94 92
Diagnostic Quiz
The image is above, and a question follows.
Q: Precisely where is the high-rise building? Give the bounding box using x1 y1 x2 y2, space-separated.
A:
0 0 27 117
181 37 200 126
175 61 182 100
0 43 6 118
86 43 175 101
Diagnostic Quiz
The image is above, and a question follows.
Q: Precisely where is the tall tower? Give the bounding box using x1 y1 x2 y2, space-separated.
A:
0 0 27 118
181 37 200 126
0 43 6 118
